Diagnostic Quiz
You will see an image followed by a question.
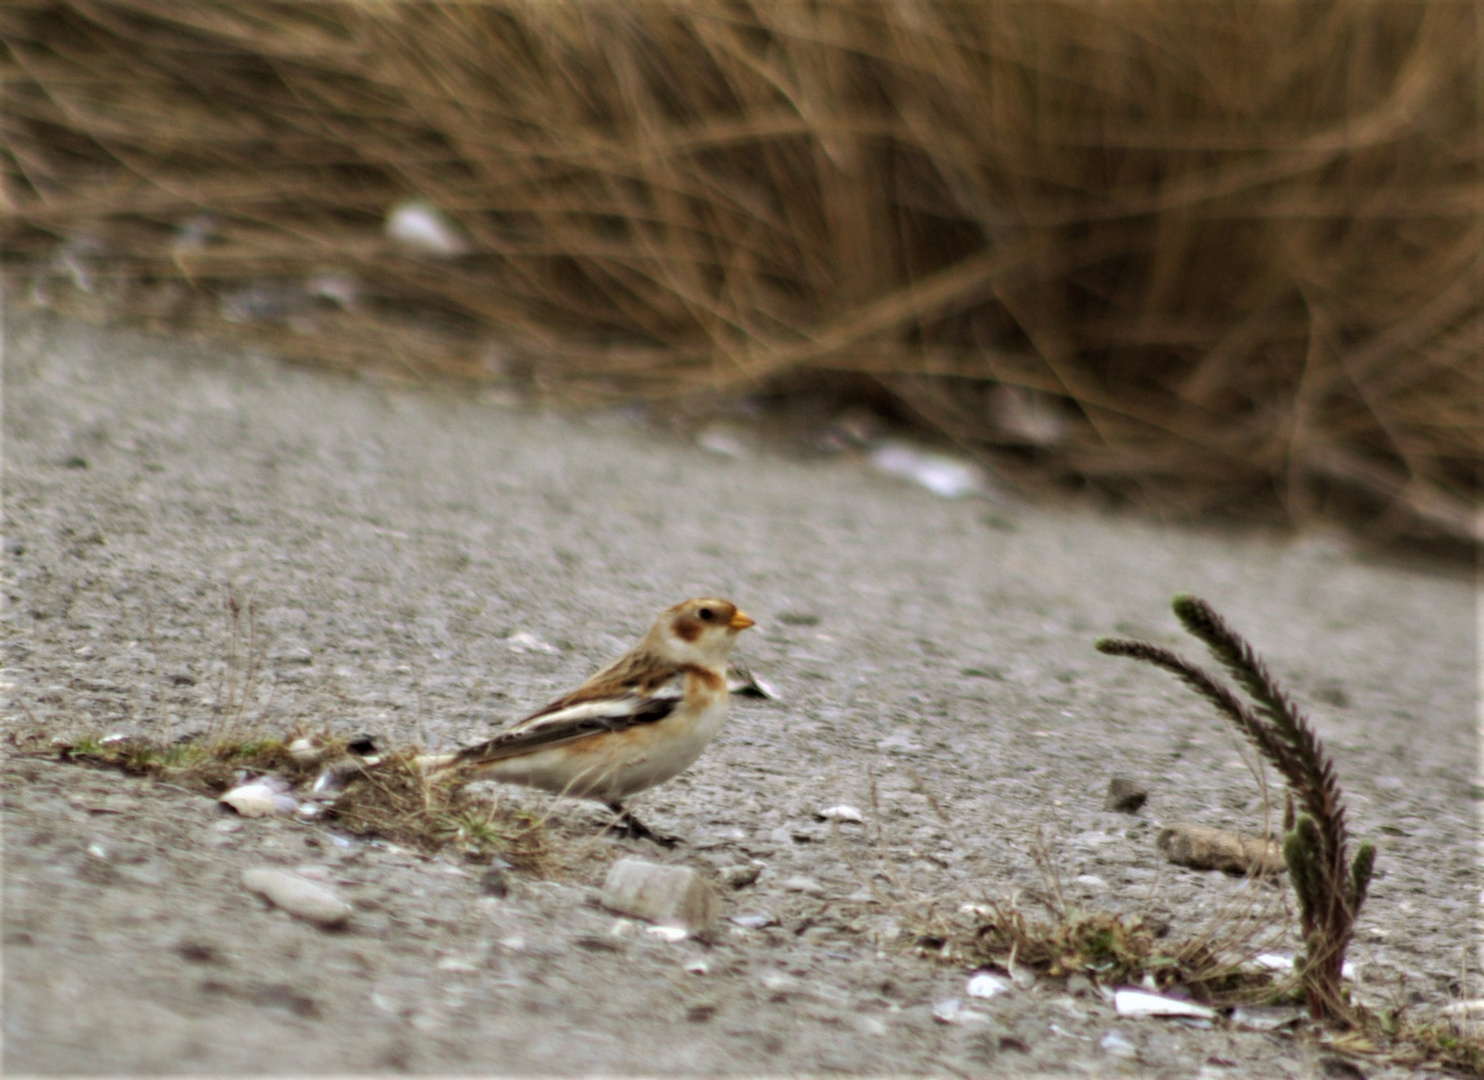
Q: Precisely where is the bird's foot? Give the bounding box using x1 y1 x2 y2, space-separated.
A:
607 805 683 848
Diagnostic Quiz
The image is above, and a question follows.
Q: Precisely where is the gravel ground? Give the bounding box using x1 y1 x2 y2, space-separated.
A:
3 309 1478 1077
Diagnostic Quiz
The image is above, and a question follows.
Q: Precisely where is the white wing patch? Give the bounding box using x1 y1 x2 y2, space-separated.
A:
454 671 686 766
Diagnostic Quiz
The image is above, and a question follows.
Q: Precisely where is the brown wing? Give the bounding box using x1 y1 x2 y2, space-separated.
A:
453 663 684 766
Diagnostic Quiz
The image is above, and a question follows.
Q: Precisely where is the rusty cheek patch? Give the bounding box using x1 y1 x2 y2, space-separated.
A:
672 615 703 642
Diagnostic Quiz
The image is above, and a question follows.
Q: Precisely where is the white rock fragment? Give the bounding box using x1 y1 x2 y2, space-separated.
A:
869 440 993 499
385 199 469 256
966 971 1013 998
241 867 352 928
816 805 865 824
781 876 825 895
759 972 796 992
696 423 748 459
1113 989 1216 1020
684 958 710 975
933 998 989 1024
645 925 689 943
1073 874 1109 891
506 631 559 655
220 781 298 818
435 957 480 974
600 858 718 932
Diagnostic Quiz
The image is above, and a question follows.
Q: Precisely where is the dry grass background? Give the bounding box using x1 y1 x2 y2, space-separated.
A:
1 0 1479 545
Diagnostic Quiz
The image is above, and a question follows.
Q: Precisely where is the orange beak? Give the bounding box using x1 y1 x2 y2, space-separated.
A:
729 609 756 631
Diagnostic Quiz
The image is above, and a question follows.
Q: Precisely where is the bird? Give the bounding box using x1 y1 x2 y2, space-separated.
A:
429 597 754 844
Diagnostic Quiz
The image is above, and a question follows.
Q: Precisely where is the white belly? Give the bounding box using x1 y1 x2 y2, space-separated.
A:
480 693 727 803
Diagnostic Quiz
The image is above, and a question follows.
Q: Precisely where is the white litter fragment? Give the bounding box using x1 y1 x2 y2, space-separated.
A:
435 957 480 974
99 732 131 746
385 199 469 256
241 867 352 928
966 971 1013 998
1113 989 1217 1021
684 958 710 975
817 805 865 824
220 781 297 818
506 631 559 655
645 925 689 943
869 440 991 499
759 972 795 992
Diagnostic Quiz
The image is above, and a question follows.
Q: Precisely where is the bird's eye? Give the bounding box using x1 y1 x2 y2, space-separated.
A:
697 607 715 622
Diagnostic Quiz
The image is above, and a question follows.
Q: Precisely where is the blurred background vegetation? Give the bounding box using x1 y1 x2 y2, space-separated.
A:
2 1 1478 549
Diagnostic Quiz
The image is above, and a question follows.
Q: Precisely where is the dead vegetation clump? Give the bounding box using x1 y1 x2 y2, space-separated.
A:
1 1 1479 546
21 728 299 795
325 748 551 869
16 728 552 870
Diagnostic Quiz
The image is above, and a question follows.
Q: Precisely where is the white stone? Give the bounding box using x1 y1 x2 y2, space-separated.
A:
221 782 297 818
241 867 352 928
966 971 1013 998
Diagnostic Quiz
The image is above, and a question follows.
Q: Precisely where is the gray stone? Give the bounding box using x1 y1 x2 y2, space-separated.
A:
718 864 760 889
600 858 717 932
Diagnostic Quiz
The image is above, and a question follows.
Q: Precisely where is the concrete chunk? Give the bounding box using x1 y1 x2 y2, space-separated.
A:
600 858 717 932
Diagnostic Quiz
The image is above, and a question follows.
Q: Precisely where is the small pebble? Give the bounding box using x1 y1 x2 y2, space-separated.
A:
781 876 825 895
645 925 689 943
1104 776 1148 813
1099 1030 1139 1058
287 735 333 767
480 865 511 898
730 913 777 930
241 867 352 928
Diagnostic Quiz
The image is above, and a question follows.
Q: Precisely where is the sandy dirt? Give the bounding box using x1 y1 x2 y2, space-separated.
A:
3 309 1478 1077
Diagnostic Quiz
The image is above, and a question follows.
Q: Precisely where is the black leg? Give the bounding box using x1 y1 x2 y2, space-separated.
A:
606 803 682 848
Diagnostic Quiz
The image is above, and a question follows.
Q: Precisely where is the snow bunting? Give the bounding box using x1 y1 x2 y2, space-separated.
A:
435 597 754 842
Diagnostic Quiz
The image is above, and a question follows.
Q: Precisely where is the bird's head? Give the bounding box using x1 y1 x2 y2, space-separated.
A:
646 596 754 668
